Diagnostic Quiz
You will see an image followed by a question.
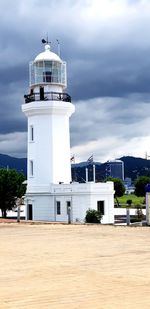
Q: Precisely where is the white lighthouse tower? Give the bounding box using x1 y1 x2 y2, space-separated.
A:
22 41 114 224
22 42 74 189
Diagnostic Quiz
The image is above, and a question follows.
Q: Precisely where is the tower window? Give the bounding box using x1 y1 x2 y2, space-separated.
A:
97 201 105 215
56 201 61 215
43 71 52 82
30 125 34 141
30 160 34 176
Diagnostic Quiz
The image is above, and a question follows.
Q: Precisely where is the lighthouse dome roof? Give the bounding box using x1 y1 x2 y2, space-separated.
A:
34 44 62 63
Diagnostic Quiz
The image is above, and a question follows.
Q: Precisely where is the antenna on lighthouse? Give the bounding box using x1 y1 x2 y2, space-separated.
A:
42 36 51 45
42 38 47 44
56 39 61 57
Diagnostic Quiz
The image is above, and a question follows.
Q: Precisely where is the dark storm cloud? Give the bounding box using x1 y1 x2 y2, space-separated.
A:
0 0 150 159
70 95 150 147
0 65 28 85
68 46 150 100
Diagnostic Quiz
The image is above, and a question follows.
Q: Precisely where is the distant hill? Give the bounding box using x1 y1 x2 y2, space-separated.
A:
72 161 109 182
72 156 150 182
120 156 150 180
0 154 150 181
0 154 27 175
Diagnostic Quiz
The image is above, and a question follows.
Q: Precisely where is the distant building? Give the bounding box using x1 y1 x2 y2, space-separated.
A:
106 160 124 180
124 177 132 187
124 177 135 194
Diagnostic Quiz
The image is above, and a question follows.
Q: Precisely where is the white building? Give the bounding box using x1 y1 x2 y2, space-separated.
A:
22 41 114 224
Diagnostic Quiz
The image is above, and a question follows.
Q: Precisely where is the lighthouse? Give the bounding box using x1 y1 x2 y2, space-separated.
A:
22 41 114 224
22 42 75 192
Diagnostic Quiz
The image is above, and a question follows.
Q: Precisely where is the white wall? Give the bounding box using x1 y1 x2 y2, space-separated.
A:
24 182 114 224
22 100 75 189
26 195 55 221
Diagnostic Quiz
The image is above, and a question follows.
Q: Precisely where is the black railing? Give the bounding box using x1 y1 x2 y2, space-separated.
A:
24 91 71 103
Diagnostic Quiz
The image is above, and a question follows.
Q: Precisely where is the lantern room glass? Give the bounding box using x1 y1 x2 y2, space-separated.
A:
29 60 67 88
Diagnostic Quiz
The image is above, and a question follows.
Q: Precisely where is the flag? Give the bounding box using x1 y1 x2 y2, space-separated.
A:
87 155 93 164
70 155 75 163
105 161 111 177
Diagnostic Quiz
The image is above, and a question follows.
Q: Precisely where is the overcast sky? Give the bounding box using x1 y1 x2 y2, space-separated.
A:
0 0 150 162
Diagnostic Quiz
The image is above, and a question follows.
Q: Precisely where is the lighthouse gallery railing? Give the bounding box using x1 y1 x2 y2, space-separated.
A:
24 91 71 103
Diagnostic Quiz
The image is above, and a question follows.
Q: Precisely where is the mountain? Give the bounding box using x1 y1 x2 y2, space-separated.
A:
0 154 150 181
71 156 150 182
0 154 27 175
120 156 150 180
71 161 108 182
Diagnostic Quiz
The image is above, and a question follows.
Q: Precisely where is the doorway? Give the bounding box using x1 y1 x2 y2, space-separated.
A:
27 204 33 220
97 201 105 215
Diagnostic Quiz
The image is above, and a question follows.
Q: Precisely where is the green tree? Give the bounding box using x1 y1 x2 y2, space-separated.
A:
107 177 125 207
135 176 150 197
0 169 26 218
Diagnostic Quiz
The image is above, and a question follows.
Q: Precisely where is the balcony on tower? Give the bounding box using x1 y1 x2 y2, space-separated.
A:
24 91 71 103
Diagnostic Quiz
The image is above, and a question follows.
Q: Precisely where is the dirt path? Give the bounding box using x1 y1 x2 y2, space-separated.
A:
0 223 150 308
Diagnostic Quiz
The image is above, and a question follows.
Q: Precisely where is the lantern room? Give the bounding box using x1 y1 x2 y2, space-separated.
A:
24 43 71 103
29 44 67 89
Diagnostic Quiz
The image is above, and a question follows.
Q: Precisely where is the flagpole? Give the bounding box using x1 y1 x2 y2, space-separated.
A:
86 167 88 183
93 164 95 183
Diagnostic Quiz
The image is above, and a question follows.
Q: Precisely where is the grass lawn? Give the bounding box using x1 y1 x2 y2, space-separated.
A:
117 194 145 208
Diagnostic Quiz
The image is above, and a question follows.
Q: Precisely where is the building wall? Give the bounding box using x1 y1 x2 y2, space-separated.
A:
26 195 55 221
25 181 114 224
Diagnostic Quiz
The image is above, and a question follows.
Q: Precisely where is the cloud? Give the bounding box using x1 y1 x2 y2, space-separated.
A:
71 134 150 163
0 0 150 160
70 94 150 161
0 132 27 158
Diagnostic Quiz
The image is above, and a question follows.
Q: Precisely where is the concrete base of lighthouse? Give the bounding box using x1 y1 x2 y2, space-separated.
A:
24 181 114 224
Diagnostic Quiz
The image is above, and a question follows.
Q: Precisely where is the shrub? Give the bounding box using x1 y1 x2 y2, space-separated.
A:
126 199 132 207
85 209 102 223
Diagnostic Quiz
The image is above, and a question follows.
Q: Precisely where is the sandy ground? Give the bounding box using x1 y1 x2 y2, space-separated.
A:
0 223 150 309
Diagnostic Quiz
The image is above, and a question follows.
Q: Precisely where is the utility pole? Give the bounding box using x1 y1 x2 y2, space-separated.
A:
16 197 22 223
